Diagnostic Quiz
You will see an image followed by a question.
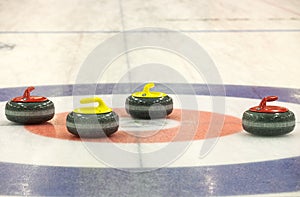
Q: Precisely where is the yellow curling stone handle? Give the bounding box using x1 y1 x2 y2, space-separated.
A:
73 97 112 114
132 83 167 98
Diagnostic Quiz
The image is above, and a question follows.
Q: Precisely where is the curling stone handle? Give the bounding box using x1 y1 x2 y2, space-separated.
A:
80 97 111 113
142 83 155 96
259 96 278 109
23 86 35 99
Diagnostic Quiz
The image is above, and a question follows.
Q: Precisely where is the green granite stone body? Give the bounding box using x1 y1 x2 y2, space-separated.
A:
125 95 173 119
66 111 119 138
242 110 295 136
5 100 55 124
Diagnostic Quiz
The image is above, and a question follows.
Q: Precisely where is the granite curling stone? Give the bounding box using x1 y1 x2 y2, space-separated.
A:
242 96 295 136
5 86 55 124
66 97 119 138
125 83 173 119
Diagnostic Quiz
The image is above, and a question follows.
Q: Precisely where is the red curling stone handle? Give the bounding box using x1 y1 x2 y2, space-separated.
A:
11 86 48 102
249 96 288 113
258 96 278 109
23 86 35 100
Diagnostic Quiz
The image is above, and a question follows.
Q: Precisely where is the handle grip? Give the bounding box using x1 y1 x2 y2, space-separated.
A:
79 97 111 113
259 96 278 109
23 86 35 99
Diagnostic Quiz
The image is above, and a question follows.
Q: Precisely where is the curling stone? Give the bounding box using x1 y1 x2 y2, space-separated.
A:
5 86 55 124
242 96 295 136
66 97 119 138
125 83 173 119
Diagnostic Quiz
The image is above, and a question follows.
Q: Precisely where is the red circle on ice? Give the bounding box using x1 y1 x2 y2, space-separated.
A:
25 108 242 143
